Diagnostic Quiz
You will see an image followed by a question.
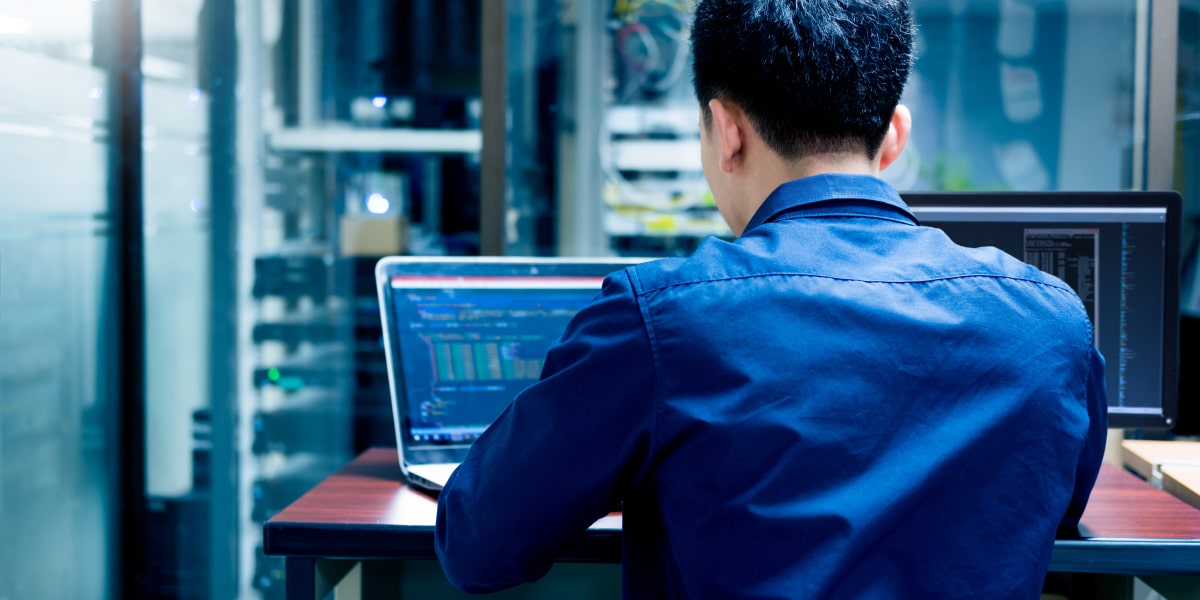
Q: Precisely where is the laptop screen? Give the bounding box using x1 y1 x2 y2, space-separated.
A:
387 276 604 444
903 192 1181 430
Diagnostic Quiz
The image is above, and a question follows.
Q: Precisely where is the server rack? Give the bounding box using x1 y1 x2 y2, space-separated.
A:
236 1 483 596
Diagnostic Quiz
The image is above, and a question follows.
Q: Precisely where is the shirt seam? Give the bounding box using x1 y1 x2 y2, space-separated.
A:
1061 286 1097 392
625 268 662 477
637 270 1078 297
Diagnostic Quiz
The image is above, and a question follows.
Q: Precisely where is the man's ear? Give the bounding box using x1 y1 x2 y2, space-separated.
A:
709 98 744 173
878 104 912 172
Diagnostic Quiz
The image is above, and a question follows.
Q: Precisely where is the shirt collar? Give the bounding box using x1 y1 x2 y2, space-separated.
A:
743 174 918 233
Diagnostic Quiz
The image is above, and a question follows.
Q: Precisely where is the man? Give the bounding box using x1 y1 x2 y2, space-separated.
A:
436 0 1107 597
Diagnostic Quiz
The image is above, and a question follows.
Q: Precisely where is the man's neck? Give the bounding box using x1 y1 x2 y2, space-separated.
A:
733 152 879 235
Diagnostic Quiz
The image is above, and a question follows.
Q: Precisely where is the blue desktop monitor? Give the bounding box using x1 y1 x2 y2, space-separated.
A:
902 191 1182 430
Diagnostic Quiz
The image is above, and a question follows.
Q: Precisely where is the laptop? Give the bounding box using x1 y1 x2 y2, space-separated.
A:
375 256 646 490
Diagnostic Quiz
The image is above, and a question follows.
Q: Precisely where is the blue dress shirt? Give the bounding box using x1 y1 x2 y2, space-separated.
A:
436 174 1108 599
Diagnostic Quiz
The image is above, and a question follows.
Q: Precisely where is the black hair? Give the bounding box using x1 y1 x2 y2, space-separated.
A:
692 0 915 159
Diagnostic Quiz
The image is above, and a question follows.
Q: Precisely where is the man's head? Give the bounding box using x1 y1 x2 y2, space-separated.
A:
692 0 916 234
693 0 915 160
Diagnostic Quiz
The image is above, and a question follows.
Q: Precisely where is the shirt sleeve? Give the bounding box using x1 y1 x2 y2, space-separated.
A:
1059 347 1108 534
434 269 656 593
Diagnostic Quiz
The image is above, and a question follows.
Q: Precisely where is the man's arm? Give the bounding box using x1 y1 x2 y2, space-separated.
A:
435 270 656 592
1059 347 1108 533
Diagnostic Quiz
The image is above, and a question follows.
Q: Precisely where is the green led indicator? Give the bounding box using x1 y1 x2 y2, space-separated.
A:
267 368 280 382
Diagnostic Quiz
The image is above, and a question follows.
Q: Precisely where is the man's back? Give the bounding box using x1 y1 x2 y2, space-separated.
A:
618 175 1105 597
438 2 1106 595
435 175 1107 599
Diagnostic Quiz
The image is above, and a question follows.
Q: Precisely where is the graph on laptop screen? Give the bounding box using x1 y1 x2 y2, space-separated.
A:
904 192 1181 430
389 276 603 443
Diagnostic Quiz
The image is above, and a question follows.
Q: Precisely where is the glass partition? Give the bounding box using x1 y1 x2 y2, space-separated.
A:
0 1 116 597
505 0 1155 258
899 0 1141 192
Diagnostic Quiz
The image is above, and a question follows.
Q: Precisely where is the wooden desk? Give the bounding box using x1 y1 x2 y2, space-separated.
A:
265 448 1200 600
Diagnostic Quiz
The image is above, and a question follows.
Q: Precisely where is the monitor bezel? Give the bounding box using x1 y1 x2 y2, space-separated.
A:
900 191 1183 431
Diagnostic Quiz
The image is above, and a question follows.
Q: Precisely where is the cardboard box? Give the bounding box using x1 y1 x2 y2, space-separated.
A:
340 215 408 257
1121 439 1200 484
1162 465 1200 511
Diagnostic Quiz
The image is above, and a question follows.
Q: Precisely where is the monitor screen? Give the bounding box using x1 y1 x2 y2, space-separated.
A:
387 276 604 444
903 192 1181 430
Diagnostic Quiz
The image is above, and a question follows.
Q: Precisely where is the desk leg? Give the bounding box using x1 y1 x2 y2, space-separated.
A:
285 556 360 600
360 560 403 599
1138 575 1200 600
285 557 315 600
1045 573 1134 600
